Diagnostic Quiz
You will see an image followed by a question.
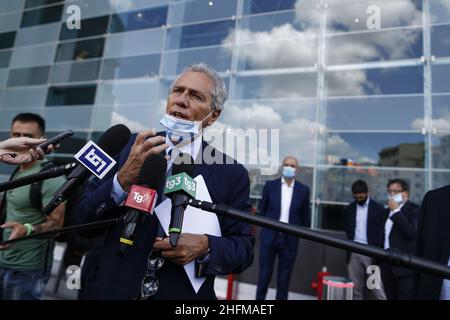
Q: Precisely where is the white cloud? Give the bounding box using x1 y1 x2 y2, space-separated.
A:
222 0 421 98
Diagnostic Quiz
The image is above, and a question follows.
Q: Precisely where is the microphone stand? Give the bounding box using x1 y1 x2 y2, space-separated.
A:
0 216 124 246
0 162 77 193
187 199 450 280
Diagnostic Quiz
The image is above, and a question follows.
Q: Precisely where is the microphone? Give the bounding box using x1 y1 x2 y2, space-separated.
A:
0 162 77 192
164 154 196 247
119 154 167 254
43 124 131 215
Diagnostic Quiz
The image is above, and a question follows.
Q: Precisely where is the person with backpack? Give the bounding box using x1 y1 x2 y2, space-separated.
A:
0 113 66 300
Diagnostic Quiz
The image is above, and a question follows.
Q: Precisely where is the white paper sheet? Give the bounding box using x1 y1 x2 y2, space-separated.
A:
154 175 221 293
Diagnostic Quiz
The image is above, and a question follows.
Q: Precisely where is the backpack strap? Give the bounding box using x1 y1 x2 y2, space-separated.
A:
0 166 21 223
29 161 56 214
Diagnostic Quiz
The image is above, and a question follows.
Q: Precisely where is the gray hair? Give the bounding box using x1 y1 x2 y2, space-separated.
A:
169 63 228 111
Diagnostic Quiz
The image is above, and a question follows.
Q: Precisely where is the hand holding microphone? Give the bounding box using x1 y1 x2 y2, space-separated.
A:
117 130 169 193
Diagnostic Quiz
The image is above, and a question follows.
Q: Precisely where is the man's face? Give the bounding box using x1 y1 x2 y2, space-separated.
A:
10 121 42 139
165 71 220 127
353 192 368 205
282 157 299 172
388 182 409 201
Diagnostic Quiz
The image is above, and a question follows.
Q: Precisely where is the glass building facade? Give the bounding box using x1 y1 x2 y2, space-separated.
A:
0 0 449 231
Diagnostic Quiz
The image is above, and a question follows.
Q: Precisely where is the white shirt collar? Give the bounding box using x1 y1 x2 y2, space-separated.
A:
281 177 295 188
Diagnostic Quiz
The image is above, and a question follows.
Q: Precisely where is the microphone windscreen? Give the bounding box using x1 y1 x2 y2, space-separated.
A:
138 153 167 190
97 124 131 156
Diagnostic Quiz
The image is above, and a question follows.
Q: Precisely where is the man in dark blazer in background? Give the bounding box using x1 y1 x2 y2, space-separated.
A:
345 180 386 300
381 178 420 300
74 64 254 300
256 156 310 300
414 185 450 300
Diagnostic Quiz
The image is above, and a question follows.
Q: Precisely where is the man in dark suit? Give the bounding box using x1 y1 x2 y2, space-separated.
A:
74 63 254 299
345 180 386 300
414 185 450 300
381 178 420 300
255 156 310 300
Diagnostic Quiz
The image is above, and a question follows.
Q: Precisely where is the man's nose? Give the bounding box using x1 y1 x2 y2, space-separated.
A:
173 91 189 108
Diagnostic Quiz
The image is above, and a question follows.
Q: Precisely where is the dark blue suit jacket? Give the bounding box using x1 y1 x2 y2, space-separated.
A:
258 179 310 252
74 134 255 299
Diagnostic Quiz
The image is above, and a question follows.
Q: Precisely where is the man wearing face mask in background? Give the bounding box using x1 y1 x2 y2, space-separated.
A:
75 63 254 299
380 178 420 300
345 180 386 300
256 156 310 300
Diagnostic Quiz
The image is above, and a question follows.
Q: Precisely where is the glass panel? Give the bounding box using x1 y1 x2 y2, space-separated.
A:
240 8 319 32
317 204 346 231
46 84 97 106
326 0 422 33
14 22 59 47
0 69 7 88
432 64 450 93
111 0 169 13
92 103 164 132
430 0 450 24
25 0 61 8
0 12 21 33
432 171 450 190
432 94 450 132
0 109 44 129
325 96 424 131
431 25 450 58
167 20 235 50
95 80 159 106
20 4 63 28
234 73 317 99
43 106 93 131
104 28 164 58
325 66 424 96
63 0 112 20
0 1 25 14
2 86 47 108
322 132 426 168
316 166 427 205
47 131 88 154
236 38 318 70
327 28 422 65
10 44 56 68
101 54 160 80
55 37 105 62
162 46 231 76
0 31 16 50
432 134 450 169
110 6 167 33
50 60 100 83
0 51 11 68
169 0 237 25
7 66 50 87
59 15 109 41
242 0 299 15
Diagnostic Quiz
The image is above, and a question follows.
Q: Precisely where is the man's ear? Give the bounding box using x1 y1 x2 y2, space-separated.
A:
205 110 221 127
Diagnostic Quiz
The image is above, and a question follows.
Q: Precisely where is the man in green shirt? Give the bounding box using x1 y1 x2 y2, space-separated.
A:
0 113 66 300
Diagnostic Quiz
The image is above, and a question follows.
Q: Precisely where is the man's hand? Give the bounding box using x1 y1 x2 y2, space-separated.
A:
388 199 400 211
0 222 28 250
153 233 209 265
117 130 168 192
0 137 56 165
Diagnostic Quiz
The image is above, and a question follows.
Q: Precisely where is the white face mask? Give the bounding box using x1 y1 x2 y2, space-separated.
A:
159 112 212 143
389 192 404 205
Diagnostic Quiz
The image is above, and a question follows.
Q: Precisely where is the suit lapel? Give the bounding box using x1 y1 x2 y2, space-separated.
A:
274 179 282 220
288 182 300 224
